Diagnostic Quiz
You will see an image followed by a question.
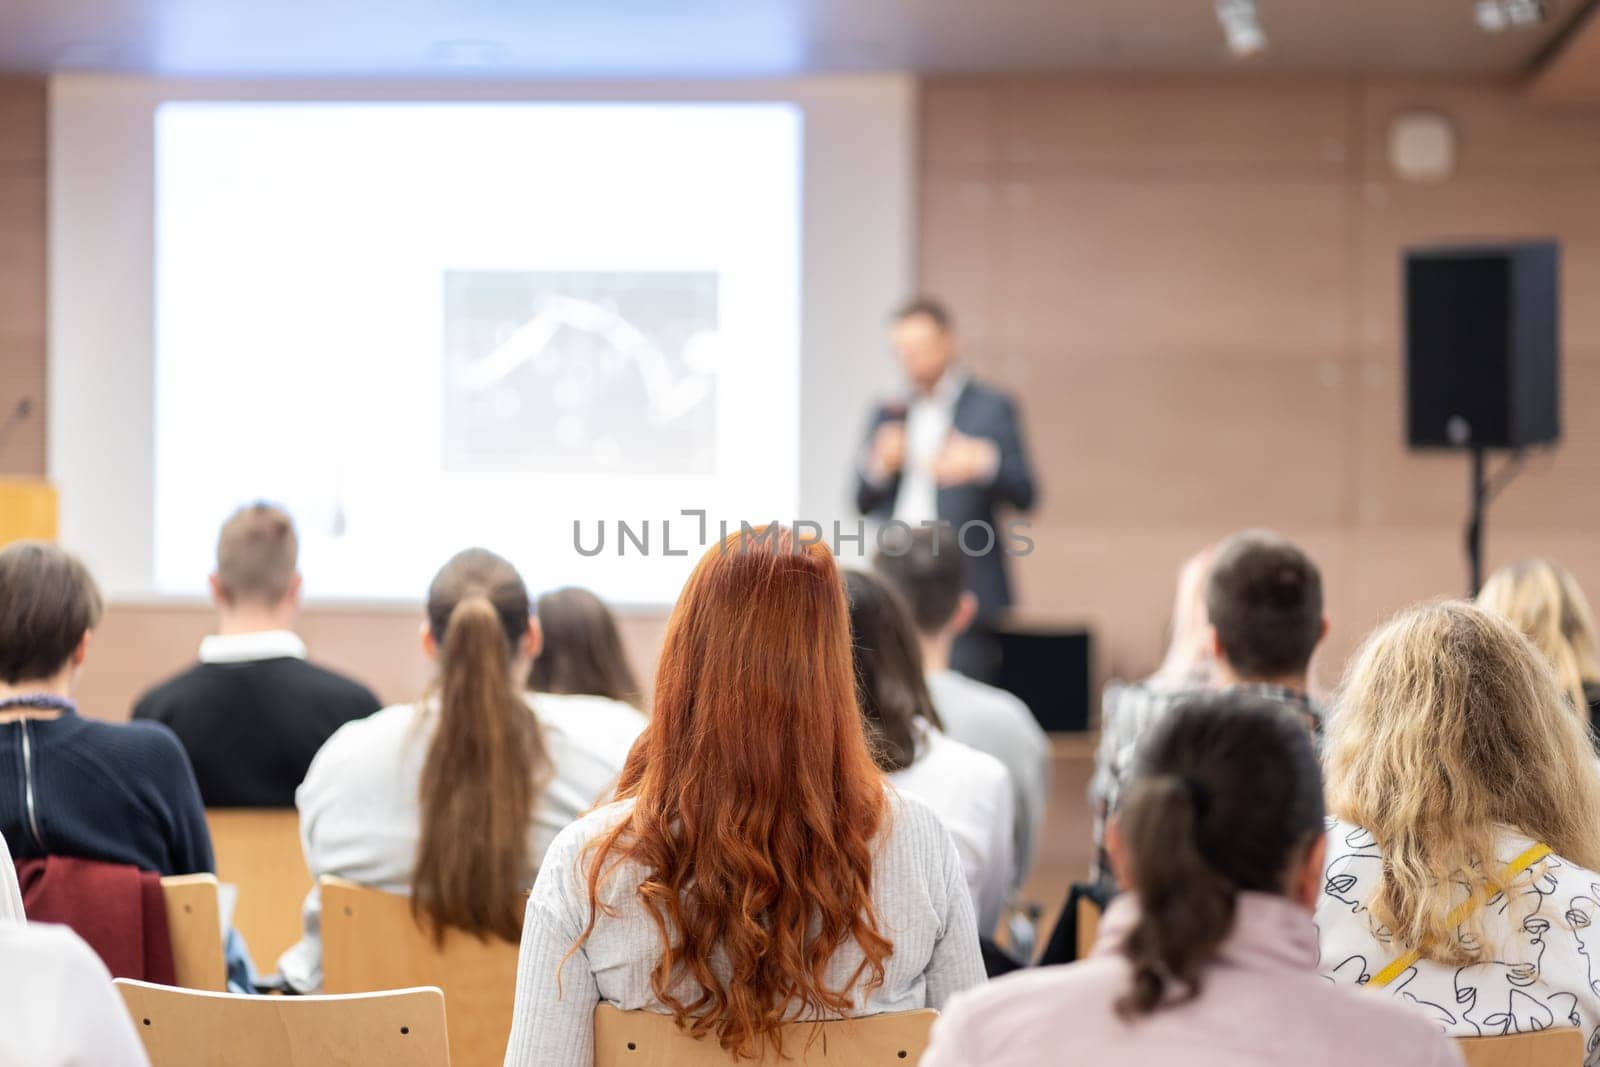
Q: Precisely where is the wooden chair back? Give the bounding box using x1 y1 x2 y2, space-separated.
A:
116 978 449 1066
592 1004 937 1066
1456 1029 1585 1067
205 808 313 967
1074 894 1101 961
320 877 518 1067
160 874 227 991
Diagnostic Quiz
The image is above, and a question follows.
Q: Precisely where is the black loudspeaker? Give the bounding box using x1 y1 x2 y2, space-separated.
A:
992 625 1092 733
1405 242 1560 449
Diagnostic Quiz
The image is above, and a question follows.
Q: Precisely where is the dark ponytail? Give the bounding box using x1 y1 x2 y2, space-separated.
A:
843 568 944 772
413 549 551 944
1113 693 1323 1018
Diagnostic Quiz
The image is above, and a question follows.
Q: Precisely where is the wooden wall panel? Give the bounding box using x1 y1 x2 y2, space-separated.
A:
0 78 46 476
999 78 1354 173
994 178 1350 358
922 75 1600 690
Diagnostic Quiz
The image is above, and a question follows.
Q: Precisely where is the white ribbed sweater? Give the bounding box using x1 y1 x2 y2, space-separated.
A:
503 790 986 1066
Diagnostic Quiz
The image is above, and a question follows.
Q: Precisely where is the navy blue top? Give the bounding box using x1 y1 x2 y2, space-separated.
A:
0 707 214 876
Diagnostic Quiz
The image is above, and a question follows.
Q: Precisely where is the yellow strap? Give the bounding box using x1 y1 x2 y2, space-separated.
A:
1366 841 1552 989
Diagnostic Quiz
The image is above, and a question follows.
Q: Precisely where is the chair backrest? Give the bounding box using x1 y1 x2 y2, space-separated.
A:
1074 894 1101 961
116 978 449 1067
1457 1029 1585 1067
160 874 227 992
320 877 519 1067
205 808 313 967
592 1005 937 1066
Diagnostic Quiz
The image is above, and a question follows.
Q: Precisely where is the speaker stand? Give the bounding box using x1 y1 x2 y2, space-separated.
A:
1463 446 1529 597
1467 447 1487 597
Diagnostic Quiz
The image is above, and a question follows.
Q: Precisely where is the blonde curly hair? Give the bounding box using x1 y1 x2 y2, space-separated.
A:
1324 600 1600 964
1477 558 1600 723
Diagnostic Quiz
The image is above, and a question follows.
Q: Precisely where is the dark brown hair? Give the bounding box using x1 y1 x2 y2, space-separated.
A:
0 541 104 684
413 548 551 944
873 525 967 634
1115 692 1324 1017
892 296 953 332
1205 530 1323 679
526 587 641 707
215 502 298 607
843 568 942 772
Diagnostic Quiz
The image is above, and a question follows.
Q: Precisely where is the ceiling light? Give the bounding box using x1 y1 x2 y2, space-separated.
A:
1475 0 1548 31
1215 0 1267 57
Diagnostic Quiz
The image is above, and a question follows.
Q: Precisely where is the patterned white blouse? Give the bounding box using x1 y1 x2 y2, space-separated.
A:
1317 819 1600 1064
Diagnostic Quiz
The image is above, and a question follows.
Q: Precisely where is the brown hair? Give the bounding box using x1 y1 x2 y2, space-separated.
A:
413 548 551 944
873 525 967 635
844 568 943 771
526 587 641 708
215 502 298 607
577 527 891 1058
892 296 953 332
1115 692 1324 1017
0 541 104 684
1205 529 1322 679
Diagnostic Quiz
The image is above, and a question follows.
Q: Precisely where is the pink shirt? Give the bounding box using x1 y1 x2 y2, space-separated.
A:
921 892 1464 1067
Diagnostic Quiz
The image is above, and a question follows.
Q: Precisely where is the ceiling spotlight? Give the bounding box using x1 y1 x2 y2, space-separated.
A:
1475 0 1549 31
1215 0 1267 57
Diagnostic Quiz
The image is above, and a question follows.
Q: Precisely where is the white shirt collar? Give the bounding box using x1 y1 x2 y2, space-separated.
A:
198 629 307 665
915 367 968 409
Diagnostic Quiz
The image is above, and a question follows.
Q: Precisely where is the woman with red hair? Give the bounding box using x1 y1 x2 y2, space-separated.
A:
504 526 984 1065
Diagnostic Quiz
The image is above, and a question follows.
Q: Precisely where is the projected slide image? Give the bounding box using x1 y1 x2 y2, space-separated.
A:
152 100 800 601
443 270 719 475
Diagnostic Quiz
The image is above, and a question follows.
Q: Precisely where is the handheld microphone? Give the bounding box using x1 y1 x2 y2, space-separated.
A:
0 397 34 458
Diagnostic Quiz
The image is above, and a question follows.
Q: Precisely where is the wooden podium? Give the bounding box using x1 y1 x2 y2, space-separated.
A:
0 479 58 545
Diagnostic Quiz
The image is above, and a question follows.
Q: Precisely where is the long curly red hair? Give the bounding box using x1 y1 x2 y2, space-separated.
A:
574 525 892 1057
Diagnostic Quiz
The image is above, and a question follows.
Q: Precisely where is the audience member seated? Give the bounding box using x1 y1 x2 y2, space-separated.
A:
844 567 1014 935
1318 602 1600 1046
0 541 213 878
1092 530 1325 880
503 527 985 1066
0 832 150 1064
922 693 1463 1067
279 548 625 992
133 503 380 807
1477 557 1600 744
1089 543 1215 881
874 527 1049 892
0 921 151 1065
526 586 648 765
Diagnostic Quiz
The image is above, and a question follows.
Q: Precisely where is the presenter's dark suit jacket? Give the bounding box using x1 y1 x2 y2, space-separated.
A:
855 379 1037 620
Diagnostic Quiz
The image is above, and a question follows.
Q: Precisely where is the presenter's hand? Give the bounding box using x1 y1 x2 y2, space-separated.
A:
935 432 1001 487
872 422 908 476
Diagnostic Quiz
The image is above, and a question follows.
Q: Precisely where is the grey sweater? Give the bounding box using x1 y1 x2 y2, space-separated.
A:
503 790 986 1066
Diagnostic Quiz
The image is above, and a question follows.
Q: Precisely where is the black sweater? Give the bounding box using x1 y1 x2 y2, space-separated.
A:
0 709 213 875
133 658 380 808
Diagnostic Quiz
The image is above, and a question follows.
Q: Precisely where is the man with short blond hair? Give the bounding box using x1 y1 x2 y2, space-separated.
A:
134 502 379 807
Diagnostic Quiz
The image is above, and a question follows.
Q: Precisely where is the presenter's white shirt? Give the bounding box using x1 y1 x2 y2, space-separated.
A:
280 696 626 992
893 371 967 525
888 720 1014 935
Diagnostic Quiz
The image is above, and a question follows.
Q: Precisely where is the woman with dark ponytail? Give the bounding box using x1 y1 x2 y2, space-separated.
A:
279 549 626 992
922 692 1462 1067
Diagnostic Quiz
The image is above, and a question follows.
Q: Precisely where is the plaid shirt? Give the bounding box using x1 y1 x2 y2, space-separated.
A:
1089 680 1324 883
